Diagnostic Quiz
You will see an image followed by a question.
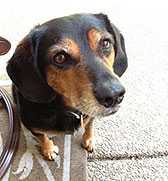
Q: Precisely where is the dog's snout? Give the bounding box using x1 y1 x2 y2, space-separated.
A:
94 82 125 108
103 89 125 107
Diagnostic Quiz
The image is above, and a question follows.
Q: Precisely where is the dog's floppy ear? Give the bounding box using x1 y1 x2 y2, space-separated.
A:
95 14 128 77
110 23 128 76
0 37 11 55
7 26 56 103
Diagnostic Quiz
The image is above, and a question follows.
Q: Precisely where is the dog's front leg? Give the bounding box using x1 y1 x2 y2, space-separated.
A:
32 131 59 160
82 117 94 152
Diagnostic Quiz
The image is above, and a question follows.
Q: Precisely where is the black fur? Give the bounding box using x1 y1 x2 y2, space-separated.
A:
7 14 128 132
13 85 82 132
7 27 56 103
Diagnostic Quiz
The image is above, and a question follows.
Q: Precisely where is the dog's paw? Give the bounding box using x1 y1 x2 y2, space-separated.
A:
81 139 94 153
42 140 59 160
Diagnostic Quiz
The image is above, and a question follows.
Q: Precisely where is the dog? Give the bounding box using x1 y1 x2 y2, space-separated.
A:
7 13 128 160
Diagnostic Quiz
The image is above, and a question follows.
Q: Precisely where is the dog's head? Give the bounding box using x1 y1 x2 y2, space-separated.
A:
7 14 128 117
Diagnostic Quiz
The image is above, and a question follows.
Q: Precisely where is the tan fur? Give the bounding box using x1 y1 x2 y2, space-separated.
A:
87 28 102 51
103 47 115 72
87 29 115 73
48 38 80 61
82 117 94 152
32 132 58 160
46 64 98 115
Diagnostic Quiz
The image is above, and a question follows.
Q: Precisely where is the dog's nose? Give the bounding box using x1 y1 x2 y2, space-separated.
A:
94 82 125 108
102 89 125 108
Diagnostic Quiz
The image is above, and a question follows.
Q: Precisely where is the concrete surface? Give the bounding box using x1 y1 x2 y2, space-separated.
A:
1 1 168 180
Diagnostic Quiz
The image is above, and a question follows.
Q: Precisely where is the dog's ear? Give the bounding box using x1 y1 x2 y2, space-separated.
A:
0 37 11 55
95 14 128 77
7 26 56 103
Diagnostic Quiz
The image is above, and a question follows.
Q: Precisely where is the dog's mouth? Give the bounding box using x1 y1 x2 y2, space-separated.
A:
87 105 120 118
74 100 121 118
97 104 120 117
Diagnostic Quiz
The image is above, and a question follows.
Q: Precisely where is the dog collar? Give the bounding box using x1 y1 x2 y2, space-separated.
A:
67 111 84 128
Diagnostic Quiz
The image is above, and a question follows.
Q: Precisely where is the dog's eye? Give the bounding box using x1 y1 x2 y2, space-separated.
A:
51 51 75 69
101 38 112 49
53 52 67 64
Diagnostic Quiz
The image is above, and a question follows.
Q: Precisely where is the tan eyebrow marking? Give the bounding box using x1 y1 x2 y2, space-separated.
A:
87 28 102 51
48 38 80 62
87 28 116 73
104 47 115 72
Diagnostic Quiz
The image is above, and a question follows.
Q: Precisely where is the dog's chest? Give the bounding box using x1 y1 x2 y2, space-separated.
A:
15 89 82 133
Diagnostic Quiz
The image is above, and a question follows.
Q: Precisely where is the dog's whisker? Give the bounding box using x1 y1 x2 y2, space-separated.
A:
75 100 101 117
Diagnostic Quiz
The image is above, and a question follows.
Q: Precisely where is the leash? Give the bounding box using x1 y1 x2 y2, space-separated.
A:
0 87 20 179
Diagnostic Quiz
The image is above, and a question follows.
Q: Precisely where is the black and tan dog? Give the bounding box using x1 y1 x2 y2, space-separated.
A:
7 13 128 160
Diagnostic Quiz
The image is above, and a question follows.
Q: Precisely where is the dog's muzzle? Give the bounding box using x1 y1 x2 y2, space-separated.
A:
93 79 125 108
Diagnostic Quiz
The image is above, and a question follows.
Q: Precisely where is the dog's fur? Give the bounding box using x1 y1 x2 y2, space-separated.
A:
7 13 128 160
